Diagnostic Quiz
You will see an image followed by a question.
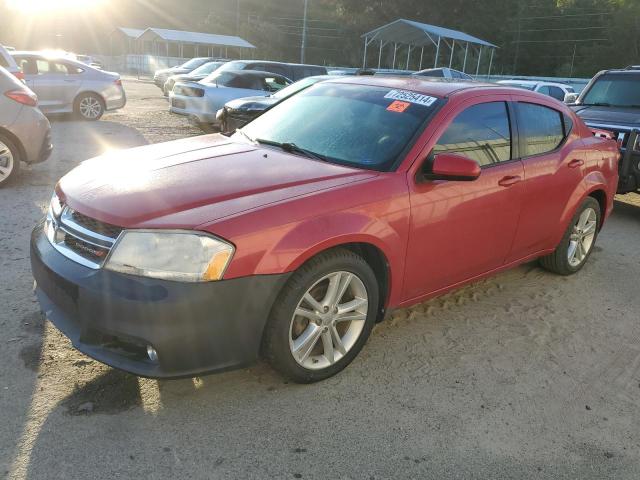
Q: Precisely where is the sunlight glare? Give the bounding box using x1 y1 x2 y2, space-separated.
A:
5 0 107 14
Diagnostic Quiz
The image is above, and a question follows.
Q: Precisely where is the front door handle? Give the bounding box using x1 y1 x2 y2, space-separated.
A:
498 175 522 187
568 159 584 168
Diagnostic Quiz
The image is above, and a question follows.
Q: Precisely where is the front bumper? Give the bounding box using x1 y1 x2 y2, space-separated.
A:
30 223 290 378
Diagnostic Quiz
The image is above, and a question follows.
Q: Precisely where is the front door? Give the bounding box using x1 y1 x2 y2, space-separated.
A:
403 100 524 301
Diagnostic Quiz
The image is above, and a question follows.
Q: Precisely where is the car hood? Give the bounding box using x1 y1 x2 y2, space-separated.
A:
57 135 377 229
225 95 279 111
572 105 640 128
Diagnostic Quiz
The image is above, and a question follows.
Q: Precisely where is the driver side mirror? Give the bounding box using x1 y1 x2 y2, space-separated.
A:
421 153 481 182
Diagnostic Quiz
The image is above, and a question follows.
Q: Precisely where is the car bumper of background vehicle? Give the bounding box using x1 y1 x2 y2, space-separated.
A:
32 129 53 164
105 88 127 111
30 224 291 379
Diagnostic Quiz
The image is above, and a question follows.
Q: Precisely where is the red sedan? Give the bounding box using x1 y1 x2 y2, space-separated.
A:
31 76 619 383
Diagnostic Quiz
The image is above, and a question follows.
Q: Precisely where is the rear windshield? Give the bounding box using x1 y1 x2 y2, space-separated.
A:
239 83 442 171
581 73 640 107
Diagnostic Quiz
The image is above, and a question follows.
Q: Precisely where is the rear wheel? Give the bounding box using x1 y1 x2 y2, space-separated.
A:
0 134 20 187
75 93 104 121
262 249 379 383
539 197 601 275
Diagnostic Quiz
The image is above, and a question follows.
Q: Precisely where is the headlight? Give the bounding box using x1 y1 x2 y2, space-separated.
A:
104 231 234 282
50 192 64 218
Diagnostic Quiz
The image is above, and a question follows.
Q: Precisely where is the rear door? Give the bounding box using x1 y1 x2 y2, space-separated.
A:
506 100 584 261
403 98 525 300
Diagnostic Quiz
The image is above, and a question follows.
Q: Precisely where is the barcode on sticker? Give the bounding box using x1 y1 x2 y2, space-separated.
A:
384 90 437 107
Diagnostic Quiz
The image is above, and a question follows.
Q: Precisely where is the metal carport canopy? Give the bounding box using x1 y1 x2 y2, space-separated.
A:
363 19 497 48
361 19 497 74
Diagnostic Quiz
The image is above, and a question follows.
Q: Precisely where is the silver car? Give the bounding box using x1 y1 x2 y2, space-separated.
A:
12 52 126 120
169 70 291 127
0 66 52 186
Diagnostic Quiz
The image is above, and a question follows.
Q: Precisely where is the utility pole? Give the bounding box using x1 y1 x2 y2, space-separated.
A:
301 0 309 63
236 0 240 36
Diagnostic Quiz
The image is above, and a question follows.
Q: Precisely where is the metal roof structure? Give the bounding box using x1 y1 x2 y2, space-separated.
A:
361 19 498 76
116 27 145 39
138 28 255 49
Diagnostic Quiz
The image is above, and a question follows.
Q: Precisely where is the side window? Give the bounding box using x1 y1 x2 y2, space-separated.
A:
0 55 8 68
548 86 566 101
35 59 51 75
18 58 37 75
246 63 265 71
516 103 566 157
225 74 250 89
264 64 288 78
433 102 512 167
263 76 288 92
537 85 550 96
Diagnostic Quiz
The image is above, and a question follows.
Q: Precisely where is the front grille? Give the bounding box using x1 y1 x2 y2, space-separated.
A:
63 233 111 263
46 207 123 269
70 210 123 239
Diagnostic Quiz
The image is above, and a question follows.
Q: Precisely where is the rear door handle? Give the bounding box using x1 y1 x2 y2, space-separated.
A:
498 175 522 187
568 159 584 168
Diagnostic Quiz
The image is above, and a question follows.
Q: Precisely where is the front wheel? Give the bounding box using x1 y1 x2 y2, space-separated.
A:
262 249 379 383
75 93 104 121
540 197 601 275
0 134 20 187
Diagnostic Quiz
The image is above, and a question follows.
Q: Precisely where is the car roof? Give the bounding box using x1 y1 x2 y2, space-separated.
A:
323 75 503 98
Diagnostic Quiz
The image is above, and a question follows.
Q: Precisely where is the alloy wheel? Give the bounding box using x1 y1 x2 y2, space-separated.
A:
289 271 368 370
79 96 103 120
568 207 597 267
0 140 15 182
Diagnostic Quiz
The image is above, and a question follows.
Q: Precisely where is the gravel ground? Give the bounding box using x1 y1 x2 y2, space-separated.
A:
1 79 640 480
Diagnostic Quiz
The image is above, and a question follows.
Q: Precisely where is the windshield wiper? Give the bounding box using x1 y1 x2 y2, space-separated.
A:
255 138 328 162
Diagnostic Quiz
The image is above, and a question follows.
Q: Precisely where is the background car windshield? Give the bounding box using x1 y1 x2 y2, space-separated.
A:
272 76 321 99
200 71 238 87
190 62 223 76
181 58 208 69
215 61 247 73
582 73 640 106
239 83 440 170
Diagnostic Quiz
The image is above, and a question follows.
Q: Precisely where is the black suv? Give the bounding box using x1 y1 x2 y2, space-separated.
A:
571 66 640 194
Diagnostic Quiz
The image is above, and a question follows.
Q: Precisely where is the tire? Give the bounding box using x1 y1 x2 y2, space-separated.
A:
262 248 379 383
74 93 105 121
0 133 21 187
539 197 601 275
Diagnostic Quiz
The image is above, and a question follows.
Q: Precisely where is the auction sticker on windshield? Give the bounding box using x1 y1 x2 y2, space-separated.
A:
384 90 438 107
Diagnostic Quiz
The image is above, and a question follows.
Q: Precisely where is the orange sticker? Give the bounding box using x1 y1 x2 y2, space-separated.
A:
387 100 410 113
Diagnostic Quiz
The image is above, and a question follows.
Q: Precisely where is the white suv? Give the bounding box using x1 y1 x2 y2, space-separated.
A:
497 80 575 102
0 45 23 81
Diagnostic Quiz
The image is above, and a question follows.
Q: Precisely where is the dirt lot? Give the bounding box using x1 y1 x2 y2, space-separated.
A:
1 79 640 480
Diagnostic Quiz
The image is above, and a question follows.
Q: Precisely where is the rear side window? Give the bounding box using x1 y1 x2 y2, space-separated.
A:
548 86 566 101
17 57 37 75
516 103 567 157
433 102 512 167
262 76 289 92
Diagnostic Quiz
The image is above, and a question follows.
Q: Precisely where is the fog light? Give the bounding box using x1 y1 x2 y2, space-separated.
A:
146 345 159 362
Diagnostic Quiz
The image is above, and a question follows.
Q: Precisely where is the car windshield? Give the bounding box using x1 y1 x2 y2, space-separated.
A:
581 73 640 107
200 71 237 87
272 76 323 99
190 62 223 76
181 58 209 70
215 61 248 73
237 83 442 171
